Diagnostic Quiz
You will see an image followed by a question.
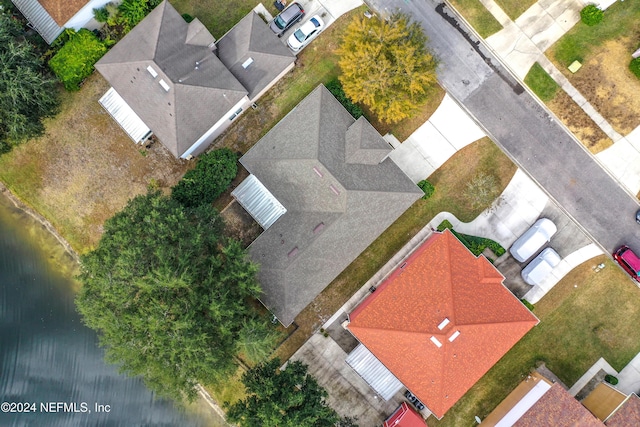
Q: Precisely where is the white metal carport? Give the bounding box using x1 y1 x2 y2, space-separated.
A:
345 343 404 401
99 88 152 143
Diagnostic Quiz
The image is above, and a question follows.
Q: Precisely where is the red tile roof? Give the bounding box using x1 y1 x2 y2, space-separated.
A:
606 394 640 426
348 230 538 419
513 383 602 427
39 0 88 25
384 402 427 427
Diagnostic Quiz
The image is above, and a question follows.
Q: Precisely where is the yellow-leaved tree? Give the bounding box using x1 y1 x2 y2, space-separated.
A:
337 13 438 124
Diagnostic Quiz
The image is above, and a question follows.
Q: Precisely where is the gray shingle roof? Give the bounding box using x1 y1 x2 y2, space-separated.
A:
239 85 422 326
95 1 248 157
217 12 295 100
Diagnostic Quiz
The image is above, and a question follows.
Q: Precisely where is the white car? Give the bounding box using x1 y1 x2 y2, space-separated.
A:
509 218 557 262
521 247 561 286
287 15 325 51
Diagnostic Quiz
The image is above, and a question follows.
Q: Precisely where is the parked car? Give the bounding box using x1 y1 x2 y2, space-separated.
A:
269 3 304 37
510 218 557 262
521 247 561 286
287 15 325 51
404 390 425 411
614 245 640 282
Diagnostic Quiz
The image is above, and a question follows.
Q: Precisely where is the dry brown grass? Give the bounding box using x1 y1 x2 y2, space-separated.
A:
0 74 192 254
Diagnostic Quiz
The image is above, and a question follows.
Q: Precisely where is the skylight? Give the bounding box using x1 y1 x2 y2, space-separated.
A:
146 65 158 78
242 57 254 69
437 318 450 330
158 79 170 92
430 336 442 348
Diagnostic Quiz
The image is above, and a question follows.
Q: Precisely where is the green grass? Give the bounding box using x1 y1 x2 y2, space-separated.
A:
550 0 640 67
170 0 277 39
428 256 640 426
448 0 503 38
524 62 560 102
494 0 536 21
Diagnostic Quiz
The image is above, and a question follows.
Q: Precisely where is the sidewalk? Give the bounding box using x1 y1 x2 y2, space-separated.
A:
477 0 640 195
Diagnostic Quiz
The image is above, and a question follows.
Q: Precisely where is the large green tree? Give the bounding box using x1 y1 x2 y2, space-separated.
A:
337 13 438 124
0 12 59 153
76 191 262 399
227 359 358 427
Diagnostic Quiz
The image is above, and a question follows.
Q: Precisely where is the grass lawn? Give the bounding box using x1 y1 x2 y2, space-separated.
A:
493 0 536 21
448 0 503 38
428 256 640 426
274 137 517 362
169 0 278 39
524 63 559 102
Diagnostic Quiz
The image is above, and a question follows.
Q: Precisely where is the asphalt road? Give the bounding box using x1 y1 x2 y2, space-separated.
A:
366 0 640 255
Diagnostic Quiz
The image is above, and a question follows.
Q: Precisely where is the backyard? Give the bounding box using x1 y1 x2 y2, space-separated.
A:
547 0 640 135
429 256 640 426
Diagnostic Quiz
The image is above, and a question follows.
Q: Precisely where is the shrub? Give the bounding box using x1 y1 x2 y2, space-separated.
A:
325 79 364 119
629 57 640 79
117 0 150 32
182 13 194 23
48 29 107 91
436 220 506 257
93 6 110 23
171 148 238 208
437 220 453 232
580 5 603 26
604 374 619 385
417 179 435 199
521 299 535 311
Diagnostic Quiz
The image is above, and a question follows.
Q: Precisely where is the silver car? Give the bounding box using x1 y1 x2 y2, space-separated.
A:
510 218 557 262
521 247 561 286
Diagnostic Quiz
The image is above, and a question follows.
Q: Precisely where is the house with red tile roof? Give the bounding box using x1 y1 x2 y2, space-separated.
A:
347 229 539 419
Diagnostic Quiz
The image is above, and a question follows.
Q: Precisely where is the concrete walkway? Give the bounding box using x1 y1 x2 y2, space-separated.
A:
568 351 640 397
479 0 640 195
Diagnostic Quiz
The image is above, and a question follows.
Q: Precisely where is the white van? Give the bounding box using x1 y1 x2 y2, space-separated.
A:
510 218 557 262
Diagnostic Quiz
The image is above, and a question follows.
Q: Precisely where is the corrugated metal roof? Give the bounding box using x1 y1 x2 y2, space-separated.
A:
232 174 286 230
99 87 152 143
346 343 404 401
11 0 63 44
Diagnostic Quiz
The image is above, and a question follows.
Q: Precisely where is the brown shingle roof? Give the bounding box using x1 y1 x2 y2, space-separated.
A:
39 0 88 25
348 230 539 419
606 394 640 426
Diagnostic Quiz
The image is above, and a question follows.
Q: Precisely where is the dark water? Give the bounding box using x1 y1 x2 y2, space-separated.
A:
0 195 224 427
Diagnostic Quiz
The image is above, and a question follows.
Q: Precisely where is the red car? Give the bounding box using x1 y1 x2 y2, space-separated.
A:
613 245 640 282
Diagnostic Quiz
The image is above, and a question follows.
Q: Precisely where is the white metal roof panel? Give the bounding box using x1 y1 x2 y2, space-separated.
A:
99 87 151 143
495 380 552 426
346 343 404 401
232 174 286 230
11 0 63 44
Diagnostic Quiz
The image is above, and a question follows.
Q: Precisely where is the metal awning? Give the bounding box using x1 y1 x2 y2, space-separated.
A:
232 174 286 230
346 343 404 401
99 88 152 143
11 0 63 44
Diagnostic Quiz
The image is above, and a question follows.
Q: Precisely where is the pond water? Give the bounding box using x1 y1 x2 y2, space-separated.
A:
0 194 225 427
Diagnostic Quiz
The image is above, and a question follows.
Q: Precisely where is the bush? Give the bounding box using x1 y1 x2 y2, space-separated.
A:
171 148 238 208
437 219 454 232
117 0 150 32
93 7 110 23
604 374 619 385
325 79 364 119
182 13 194 23
417 179 435 199
48 29 107 91
580 5 603 26
629 57 640 79
436 220 506 257
521 299 535 311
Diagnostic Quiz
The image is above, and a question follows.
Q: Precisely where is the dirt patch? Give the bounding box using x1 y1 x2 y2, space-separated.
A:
561 38 640 135
220 200 263 248
548 90 612 153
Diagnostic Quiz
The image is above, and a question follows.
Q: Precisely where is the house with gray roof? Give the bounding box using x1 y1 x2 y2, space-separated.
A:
95 1 295 158
233 85 423 326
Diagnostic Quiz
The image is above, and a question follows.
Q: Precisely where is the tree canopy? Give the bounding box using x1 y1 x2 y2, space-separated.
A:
49 29 108 91
337 13 438 124
76 191 263 399
171 148 238 208
227 358 358 427
0 12 59 153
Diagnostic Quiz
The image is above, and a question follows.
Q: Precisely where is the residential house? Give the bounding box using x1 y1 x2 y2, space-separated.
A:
482 371 640 426
346 230 539 419
95 0 295 158
11 0 112 44
233 84 423 327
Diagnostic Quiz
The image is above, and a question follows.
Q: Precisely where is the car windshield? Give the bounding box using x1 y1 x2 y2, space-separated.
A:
311 17 320 27
275 15 286 29
294 29 306 42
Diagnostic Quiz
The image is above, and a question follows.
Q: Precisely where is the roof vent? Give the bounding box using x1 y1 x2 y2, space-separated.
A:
448 330 460 342
437 318 450 330
159 79 170 92
313 222 324 234
288 247 298 258
242 57 254 69
329 184 340 196
146 65 158 78
313 166 323 177
430 336 442 348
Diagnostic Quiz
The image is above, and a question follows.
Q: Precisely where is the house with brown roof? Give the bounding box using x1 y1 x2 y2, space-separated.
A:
233 84 423 327
95 1 295 158
482 370 640 426
11 0 111 43
346 229 539 419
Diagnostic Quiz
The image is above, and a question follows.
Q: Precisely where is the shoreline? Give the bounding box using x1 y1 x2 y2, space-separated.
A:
0 182 81 265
